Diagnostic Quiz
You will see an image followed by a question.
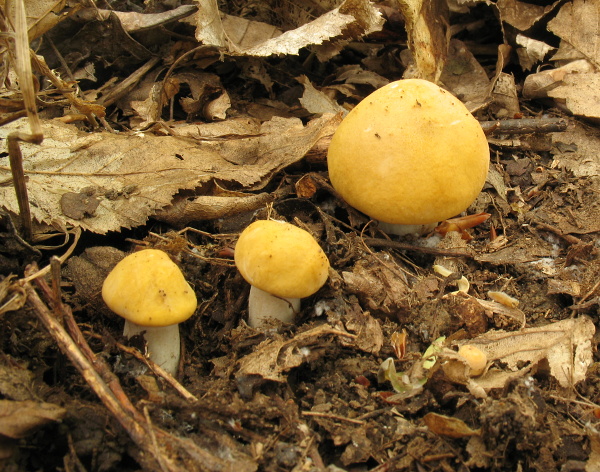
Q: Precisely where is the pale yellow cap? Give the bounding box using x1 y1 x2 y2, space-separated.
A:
234 220 330 299
327 79 490 225
102 249 197 327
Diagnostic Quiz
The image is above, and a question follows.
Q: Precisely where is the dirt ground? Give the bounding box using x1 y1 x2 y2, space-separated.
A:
1 1 600 471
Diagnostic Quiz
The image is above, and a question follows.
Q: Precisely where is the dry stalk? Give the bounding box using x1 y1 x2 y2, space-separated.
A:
22 263 255 472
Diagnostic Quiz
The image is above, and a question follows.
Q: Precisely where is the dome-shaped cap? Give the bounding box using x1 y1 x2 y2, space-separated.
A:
327 79 490 225
102 249 197 327
234 220 330 299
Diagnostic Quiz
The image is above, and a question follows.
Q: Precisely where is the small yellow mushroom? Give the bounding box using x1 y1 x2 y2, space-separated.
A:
457 344 487 377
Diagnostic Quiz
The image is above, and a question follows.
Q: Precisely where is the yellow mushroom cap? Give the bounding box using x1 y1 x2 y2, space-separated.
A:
234 220 330 299
457 344 487 376
327 79 490 225
102 249 197 327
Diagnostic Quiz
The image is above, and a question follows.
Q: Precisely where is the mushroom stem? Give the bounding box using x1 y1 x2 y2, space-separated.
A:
248 286 300 328
377 221 437 237
123 320 181 375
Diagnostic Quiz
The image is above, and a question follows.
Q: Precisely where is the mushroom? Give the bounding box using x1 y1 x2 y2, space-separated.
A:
234 220 330 328
327 79 490 236
102 249 197 375
457 344 487 377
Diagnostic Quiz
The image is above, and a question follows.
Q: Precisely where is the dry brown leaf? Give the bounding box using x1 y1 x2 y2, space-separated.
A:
522 59 595 100
0 115 335 233
0 361 36 402
548 0 600 67
1 0 73 41
496 0 560 31
297 76 347 116
155 192 276 227
0 399 66 439
457 317 595 389
423 412 480 438
490 73 520 118
515 34 555 71
194 0 383 57
235 324 354 383
342 254 411 316
551 123 600 179
440 39 490 112
475 297 525 329
587 431 600 472
337 303 384 355
75 5 198 34
547 72 600 120
0 275 26 316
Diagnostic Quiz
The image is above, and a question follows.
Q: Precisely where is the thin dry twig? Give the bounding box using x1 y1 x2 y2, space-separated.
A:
22 263 256 472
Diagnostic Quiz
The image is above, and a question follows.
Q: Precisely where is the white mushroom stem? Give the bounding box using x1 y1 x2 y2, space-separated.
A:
377 221 438 237
248 286 300 328
123 320 181 375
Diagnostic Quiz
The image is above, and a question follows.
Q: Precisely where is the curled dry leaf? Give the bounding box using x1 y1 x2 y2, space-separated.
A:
548 0 600 67
423 412 480 438
456 316 595 390
235 324 355 386
194 0 384 57
341 254 411 317
0 275 27 316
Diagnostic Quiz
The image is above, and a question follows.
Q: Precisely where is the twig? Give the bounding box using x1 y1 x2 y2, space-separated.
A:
533 221 582 246
301 411 365 425
480 117 568 135
85 331 199 403
363 237 474 258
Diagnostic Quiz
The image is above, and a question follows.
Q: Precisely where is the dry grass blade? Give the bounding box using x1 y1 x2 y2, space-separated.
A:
6 0 44 240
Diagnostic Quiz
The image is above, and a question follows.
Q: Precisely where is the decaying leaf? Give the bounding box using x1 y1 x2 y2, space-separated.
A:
440 39 490 112
547 0 600 67
0 115 335 233
476 297 525 329
496 0 560 31
0 399 66 439
455 316 595 390
547 73 600 120
236 324 355 384
194 0 383 57
423 412 480 438
515 34 555 71
342 254 411 316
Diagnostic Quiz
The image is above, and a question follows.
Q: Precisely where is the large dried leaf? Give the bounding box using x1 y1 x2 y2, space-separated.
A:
548 0 600 67
458 317 595 389
547 72 600 120
1 0 71 41
194 0 383 57
496 0 560 31
236 324 355 388
0 400 66 439
0 115 335 233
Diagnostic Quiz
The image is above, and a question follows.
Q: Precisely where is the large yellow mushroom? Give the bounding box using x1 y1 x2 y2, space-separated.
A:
327 79 490 236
